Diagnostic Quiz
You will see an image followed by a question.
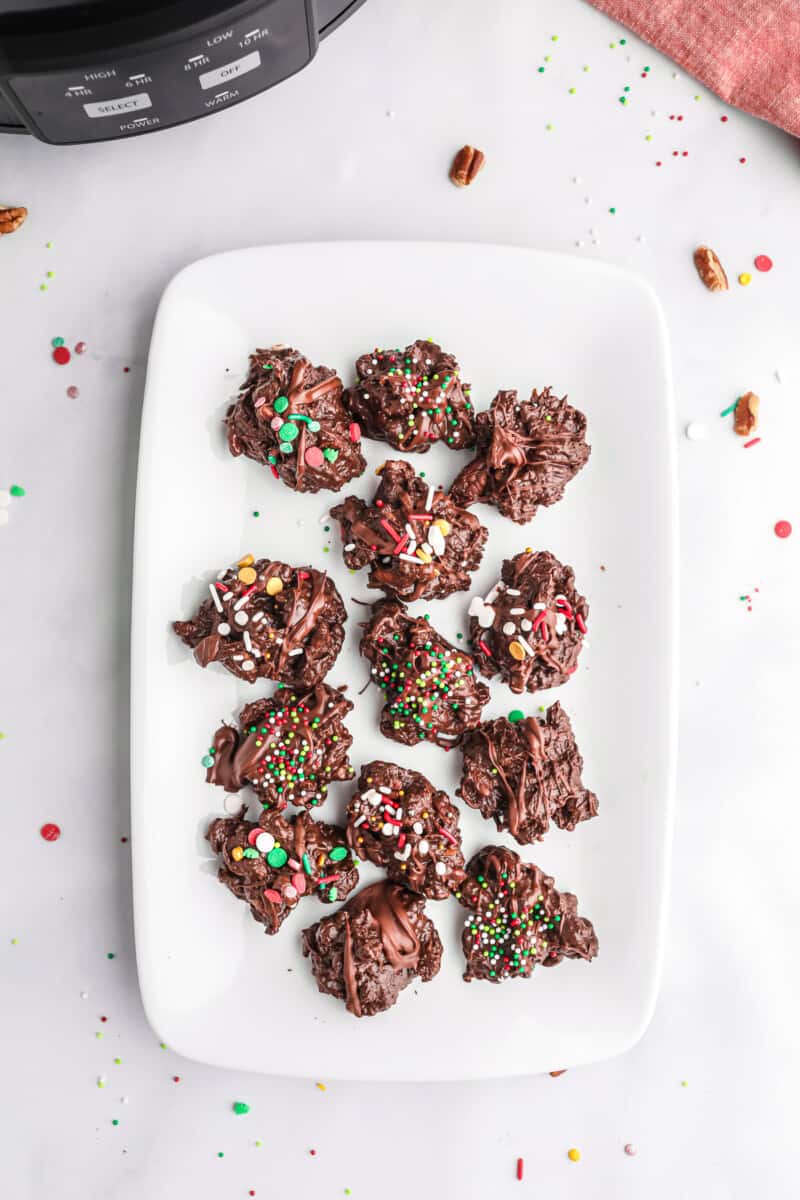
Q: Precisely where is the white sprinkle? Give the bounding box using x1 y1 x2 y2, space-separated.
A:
407 540 417 555
412 821 424 835
217 622 231 636
232 654 244 661
393 844 412 862
506 589 521 596
255 832 275 854
381 823 394 837
685 421 707 441
428 526 446 556
209 584 223 613
379 786 393 795
484 583 502 604
233 592 251 611
521 618 532 632
509 607 525 615
437 732 459 741
235 611 249 627
555 613 568 636
517 635 535 657
223 793 241 814
216 569 227 580
435 861 447 876
252 648 262 658
418 839 430 855
534 602 547 611
502 622 516 635
319 510 332 525
242 660 255 672
399 553 420 565
223 591 234 601
80 991 88 1000
421 542 433 555
353 814 366 828
243 631 253 652
288 647 303 656
344 543 356 552
425 484 434 511
362 788 382 806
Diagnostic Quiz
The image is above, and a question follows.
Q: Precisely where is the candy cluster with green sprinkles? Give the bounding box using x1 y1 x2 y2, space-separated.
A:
457 847 598 982
348 339 476 452
204 683 354 813
374 638 468 738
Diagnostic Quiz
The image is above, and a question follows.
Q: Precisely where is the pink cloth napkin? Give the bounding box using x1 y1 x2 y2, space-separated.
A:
585 0 800 138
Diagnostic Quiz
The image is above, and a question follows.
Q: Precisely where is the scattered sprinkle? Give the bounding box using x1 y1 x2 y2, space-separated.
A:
549 1069 567 1077
309 1149 317 1157
624 1143 637 1156
10 484 25 497
217 1152 224 1158
40 822 61 841
252 510 260 517
516 1157 524 1181
233 1101 250 1115
67 385 79 399
315 1082 326 1091
684 421 706 441
743 437 761 449
567 1148 581 1162
774 520 792 539
754 255 773 272
52 345 71 365
738 272 752 286
75 341 87 354
680 1080 689 1088
508 710 525 723
97 1076 106 1089
111 1119 119 1126
172 1076 181 1083
106 952 115 959
720 401 739 418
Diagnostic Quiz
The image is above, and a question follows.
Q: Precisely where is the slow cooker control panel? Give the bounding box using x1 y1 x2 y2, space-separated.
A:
5 1 313 143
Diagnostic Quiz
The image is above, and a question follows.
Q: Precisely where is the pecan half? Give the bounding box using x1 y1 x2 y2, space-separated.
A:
0 206 28 236
693 245 728 292
450 145 485 188
734 391 759 436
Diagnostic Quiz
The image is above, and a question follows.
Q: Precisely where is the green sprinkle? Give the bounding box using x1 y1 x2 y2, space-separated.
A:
302 852 312 874
242 848 259 859
46 271 54 279
609 207 616 214
279 421 299 442
267 847 288 869
201 755 214 769
252 510 260 517
255 1140 263 1147
569 87 576 94
322 448 339 463
720 401 738 418
52 336 64 347
538 66 545 73
274 396 289 413
114 1058 121 1065
329 846 348 862
328 887 338 902
233 1101 250 1115
106 952 115 959
279 441 293 454
680 1080 689 1088
551 34 558 41
217 1152 224 1158
112 1119 119 1126
10 485 25 497
620 37 627 44
508 710 525 724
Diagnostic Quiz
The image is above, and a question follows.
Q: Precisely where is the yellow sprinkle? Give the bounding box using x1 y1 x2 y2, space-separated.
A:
265 577 283 596
237 553 254 568
96 1032 103 1039
645 134 653 141
681 1079 689 1087
508 641 526 661
416 549 432 564
738 272 752 286
231 846 244 862
524 546 533 553
255 1140 263 1147
315 1082 326 1091
567 1148 581 1162
238 566 257 585
432 519 451 535
10 937 18 945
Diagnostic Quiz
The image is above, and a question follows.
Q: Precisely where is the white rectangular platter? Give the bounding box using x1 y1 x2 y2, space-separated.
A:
131 242 677 1080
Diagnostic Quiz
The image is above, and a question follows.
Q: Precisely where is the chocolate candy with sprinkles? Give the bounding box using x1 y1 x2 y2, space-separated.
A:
360 598 490 749
173 558 346 688
302 881 443 1016
458 704 598 845
330 458 488 602
205 682 355 812
468 550 588 694
344 338 476 452
206 809 359 935
456 845 598 983
226 345 366 493
450 387 590 524
346 761 465 899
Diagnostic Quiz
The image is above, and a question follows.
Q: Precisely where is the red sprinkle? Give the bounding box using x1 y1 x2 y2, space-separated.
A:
172 1076 180 1083
40 823 61 842
309 1149 317 1157
263 889 281 903
75 340 87 354
576 612 587 634
720 115 729 122
516 1158 524 1182
52 346 71 365
478 639 492 657
739 157 747 164
743 437 761 448
774 520 792 539
754 255 773 272
349 422 361 442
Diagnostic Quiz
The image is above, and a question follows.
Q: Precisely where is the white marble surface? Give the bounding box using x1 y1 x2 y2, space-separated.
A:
1 1 798 1196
